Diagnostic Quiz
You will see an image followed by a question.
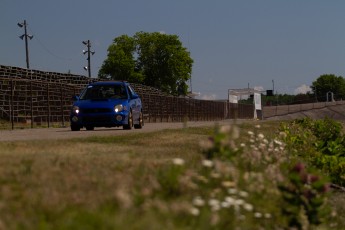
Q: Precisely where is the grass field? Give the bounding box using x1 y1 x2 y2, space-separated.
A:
0 121 344 229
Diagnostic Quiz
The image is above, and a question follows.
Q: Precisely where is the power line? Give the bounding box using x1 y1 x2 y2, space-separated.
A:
27 25 76 61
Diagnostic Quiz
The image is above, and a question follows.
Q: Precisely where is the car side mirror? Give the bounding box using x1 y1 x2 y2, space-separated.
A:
72 95 79 101
131 94 139 99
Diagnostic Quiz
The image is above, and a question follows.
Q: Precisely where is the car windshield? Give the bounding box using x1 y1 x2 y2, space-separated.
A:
79 84 127 100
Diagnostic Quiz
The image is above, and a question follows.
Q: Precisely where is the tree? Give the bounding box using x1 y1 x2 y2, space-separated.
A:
311 74 345 101
98 32 193 96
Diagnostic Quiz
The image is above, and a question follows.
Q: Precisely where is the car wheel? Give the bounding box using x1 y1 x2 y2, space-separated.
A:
123 111 133 130
85 126 94 131
134 111 143 129
71 125 80 131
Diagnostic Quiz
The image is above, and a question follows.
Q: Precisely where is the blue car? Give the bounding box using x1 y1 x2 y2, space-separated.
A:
70 81 143 131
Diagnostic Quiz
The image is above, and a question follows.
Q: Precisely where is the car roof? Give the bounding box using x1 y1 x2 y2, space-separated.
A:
89 81 128 86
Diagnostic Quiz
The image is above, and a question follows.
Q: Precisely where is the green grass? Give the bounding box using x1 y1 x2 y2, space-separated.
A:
0 122 343 229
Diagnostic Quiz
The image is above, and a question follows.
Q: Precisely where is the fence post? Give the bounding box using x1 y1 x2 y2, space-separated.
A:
47 82 50 128
30 80 33 128
10 80 14 130
60 83 64 127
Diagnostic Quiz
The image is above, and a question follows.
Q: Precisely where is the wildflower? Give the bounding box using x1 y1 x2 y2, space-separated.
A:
172 158 185 166
231 126 240 139
196 175 209 183
228 188 237 194
248 131 254 136
192 196 205 207
222 181 235 188
208 198 220 207
221 201 231 208
220 125 231 133
235 199 244 206
190 207 200 216
255 124 261 129
254 212 262 218
274 139 283 146
279 131 287 138
225 196 235 205
210 172 221 179
258 133 265 140
240 143 246 147
202 159 214 168
264 213 272 219
243 203 254 212
199 139 214 150
208 199 221 212
239 191 248 198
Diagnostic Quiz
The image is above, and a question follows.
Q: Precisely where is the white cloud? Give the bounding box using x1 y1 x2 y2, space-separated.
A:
200 94 217 100
254 86 264 91
294 84 311 95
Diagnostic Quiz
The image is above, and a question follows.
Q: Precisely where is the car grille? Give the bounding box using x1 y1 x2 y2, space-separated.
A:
82 116 112 123
81 108 112 114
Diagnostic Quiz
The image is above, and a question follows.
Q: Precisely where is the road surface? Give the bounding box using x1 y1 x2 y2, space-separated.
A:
0 120 242 142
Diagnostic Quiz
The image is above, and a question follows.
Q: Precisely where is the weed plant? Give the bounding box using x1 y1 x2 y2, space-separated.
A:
0 121 342 229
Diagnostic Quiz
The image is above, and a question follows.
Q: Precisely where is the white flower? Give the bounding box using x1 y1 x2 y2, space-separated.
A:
211 172 221 179
192 196 205 207
208 198 220 207
239 191 248 198
279 131 287 138
202 159 214 168
228 188 237 194
172 158 185 166
190 207 200 216
225 196 235 205
255 124 261 129
220 125 231 133
274 139 283 146
258 133 265 140
243 203 254 212
254 212 263 218
222 181 235 188
264 213 272 219
221 201 231 208
235 199 244 206
240 143 246 147
248 131 254 136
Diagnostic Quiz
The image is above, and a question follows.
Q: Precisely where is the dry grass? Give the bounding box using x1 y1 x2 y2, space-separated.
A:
0 127 212 229
0 122 344 229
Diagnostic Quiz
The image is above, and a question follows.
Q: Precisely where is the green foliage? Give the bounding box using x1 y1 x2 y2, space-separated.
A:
278 162 330 229
0 123 340 229
198 122 331 229
156 163 185 199
311 74 345 101
98 31 193 96
201 125 240 160
280 117 345 185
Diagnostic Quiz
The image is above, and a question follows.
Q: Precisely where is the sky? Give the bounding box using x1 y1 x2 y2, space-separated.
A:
2 1 345 100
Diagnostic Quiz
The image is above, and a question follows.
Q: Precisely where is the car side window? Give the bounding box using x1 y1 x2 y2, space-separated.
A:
127 86 138 99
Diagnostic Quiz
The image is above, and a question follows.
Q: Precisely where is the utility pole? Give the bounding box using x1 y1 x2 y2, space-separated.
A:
18 20 33 69
82 40 95 78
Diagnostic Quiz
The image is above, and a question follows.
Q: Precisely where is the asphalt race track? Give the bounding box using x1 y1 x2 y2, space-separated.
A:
0 120 244 142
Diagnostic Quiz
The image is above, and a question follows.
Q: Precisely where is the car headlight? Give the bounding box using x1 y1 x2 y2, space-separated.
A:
72 106 80 114
114 104 123 113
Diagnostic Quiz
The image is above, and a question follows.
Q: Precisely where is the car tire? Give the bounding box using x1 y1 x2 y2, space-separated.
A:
71 125 80 131
123 111 133 130
134 111 143 129
86 126 94 131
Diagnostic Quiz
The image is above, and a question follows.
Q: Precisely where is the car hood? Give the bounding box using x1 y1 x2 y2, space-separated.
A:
74 99 128 109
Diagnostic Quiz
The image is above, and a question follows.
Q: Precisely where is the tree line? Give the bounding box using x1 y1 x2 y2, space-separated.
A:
98 31 193 96
98 32 343 103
